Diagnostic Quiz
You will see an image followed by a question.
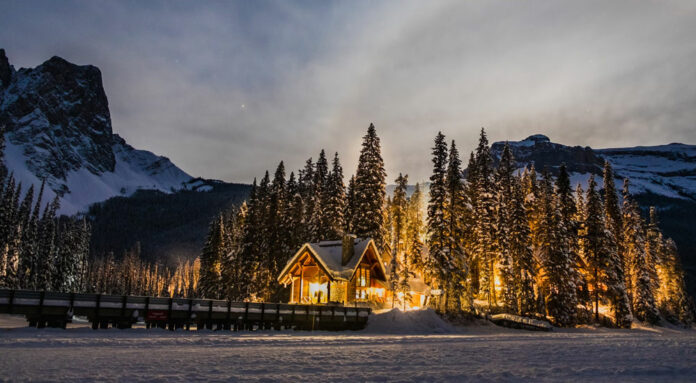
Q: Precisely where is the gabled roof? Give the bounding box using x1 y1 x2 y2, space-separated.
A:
277 237 387 282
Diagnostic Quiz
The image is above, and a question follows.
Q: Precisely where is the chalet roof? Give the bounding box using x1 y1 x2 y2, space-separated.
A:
278 237 386 282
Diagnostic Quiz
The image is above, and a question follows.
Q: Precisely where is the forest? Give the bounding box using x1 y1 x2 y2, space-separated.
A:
0 125 693 327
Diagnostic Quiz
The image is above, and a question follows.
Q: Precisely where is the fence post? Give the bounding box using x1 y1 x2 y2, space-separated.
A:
226 300 231 330
187 299 194 330
244 302 249 330
168 298 174 331
8 289 15 314
94 294 102 330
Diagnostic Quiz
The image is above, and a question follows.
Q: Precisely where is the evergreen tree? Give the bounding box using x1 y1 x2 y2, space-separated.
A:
285 172 305 251
309 150 328 241
352 124 387 246
582 175 630 325
198 215 226 299
511 174 536 315
603 161 623 260
267 161 289 300
494 143 517 312
426 132 449 305
660 239 695 325
21 180 44 288
405 183 425 273
254 171 273 299
221 204 248 301
446 140 470 311
322 152 346 240
538 170 577 326
299 158 315 240
473 128 497 309
35 196 59 290
622 179 658 324
345 175 356 234
602 162 632 327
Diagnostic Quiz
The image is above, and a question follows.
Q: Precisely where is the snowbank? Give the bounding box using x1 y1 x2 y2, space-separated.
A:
364 308 458 334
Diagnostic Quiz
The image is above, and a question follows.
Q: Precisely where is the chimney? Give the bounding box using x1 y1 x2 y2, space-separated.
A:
342 234 357 266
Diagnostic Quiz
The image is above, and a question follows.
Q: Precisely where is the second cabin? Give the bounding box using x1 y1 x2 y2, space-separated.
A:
277 235 389 305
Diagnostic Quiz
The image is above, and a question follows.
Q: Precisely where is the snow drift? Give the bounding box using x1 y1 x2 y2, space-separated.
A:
364 308 459 334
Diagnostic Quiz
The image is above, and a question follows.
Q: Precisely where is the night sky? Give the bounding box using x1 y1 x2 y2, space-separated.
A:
2 0 695 182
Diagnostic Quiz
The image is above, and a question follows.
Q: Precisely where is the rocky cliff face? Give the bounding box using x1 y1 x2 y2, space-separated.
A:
0 50 191 213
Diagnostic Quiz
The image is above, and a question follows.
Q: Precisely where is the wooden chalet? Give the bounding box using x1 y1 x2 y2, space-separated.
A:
277 235 388 305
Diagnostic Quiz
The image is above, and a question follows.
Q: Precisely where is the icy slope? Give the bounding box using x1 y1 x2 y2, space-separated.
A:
0 49 191 214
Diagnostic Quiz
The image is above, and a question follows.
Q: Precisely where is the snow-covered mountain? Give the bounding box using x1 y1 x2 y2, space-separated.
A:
0 49 192 214
491 134 696 201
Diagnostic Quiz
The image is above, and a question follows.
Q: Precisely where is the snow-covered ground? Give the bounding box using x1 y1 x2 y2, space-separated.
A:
1 312 695 382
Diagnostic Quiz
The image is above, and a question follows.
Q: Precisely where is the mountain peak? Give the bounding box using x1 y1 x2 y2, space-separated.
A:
0 48 13 88
1 52 191 214
522 134 550 143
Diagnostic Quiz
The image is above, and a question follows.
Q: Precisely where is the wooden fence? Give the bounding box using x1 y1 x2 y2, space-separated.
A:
0 289 371 331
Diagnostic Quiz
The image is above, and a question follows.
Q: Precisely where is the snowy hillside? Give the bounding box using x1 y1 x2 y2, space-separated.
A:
491 134 696 200
0 49 191 214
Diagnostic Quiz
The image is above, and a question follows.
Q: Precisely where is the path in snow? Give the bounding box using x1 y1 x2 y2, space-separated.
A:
1 313 695 382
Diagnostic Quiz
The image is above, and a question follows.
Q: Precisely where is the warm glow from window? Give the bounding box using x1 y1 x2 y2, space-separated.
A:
309 282 328 303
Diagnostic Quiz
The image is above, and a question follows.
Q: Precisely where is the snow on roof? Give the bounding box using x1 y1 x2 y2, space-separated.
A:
278 237 386 282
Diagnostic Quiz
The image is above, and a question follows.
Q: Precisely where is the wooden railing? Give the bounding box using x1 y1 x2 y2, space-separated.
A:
0 289 371 331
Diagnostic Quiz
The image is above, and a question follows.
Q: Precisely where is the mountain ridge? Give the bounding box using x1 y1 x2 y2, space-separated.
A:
0 49 192 214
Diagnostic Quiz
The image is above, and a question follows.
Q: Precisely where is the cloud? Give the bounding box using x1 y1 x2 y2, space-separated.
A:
2 0 695 182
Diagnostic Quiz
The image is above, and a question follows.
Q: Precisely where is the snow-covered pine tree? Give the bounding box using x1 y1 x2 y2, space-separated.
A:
255 171 273 299
383 196 393 253
601 163 632 327
660 239 695 325
285 172 306 251
198 214 226 299
426 132 449 308
574 182 591 309
583 175 630 325
299 158 315 240
473 128 497 309
0 176 17 265
511 174 536 315
309 150 328 241
3 224 21 289
405 183 425 273
538 170 577 326
345 175 356 234
622 179 658 324
20 180 44 289
352 124 387 247
554 164 585 317
322 152 346 240
35 196 59 291
603 161 623 262
267 161 289 300
75 218 91 293
392 173 408 251
494 142 517 313
445 140 470 312
221 204 248 301
464 151 479 293
391 173 409 307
